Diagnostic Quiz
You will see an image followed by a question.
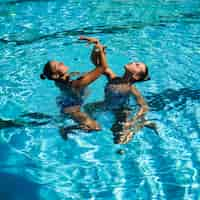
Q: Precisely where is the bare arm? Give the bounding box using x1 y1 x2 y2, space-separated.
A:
71 43 107 88
79 36 116 81
123 85 148 129
79 36 100 44
117 86 158 144
89 40 116 81
131 85 148 119
103 68 116 81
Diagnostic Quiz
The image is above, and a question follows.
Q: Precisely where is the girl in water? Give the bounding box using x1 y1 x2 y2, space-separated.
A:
40 37 108 135
81 36 156 144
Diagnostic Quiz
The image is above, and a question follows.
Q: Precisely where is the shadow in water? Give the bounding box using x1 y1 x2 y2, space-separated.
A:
0 0 52 6
146 88 200 111
0 118 51 130
0 172 40 200
20 112 52 120
0 112 53 130
0 88 199 130
0 114 51 130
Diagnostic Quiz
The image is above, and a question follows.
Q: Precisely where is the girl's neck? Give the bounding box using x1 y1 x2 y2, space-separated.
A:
122 73 134 85
61 74 70 81
55 74 70 84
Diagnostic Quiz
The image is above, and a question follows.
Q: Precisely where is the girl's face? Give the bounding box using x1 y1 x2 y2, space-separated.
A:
49 61 69 80
124 62 146 81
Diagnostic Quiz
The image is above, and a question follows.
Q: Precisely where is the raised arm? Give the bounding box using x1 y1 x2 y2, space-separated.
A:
71 42 107 89
103 68 116 81
79 36 100 44
79 36 116 81
87 39 116 81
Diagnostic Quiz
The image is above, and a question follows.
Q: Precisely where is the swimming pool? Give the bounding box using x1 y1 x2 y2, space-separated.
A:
0 0 200 199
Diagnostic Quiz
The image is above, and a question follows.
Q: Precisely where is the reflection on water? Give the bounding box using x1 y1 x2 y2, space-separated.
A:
0 0 200 199
147 87 200 111
1 87 199 128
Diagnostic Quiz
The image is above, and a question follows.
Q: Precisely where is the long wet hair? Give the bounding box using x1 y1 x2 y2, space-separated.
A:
40 61 53 80
138 65 150 82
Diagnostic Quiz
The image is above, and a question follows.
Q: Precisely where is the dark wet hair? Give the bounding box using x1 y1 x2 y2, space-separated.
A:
139 65 151 82
40 61 53 80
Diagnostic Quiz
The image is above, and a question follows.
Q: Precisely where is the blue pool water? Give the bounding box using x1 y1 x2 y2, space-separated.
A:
1 0 200 199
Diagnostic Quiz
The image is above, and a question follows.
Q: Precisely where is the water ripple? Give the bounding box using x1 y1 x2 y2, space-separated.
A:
1 0 200 199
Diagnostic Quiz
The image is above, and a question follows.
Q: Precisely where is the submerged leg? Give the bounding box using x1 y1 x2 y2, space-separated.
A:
83 101 105 116
111 108 158 144
60 106 101 140
67 110 101 131
111 108 133 144
116 120 158 144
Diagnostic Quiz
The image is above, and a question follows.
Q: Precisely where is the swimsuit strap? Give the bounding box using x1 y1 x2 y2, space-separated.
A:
108 77 129 85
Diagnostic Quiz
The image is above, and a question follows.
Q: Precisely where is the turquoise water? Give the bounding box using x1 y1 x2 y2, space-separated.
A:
1 0 200 199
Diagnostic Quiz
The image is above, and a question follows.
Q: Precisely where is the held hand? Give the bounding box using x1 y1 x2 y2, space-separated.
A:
91 43 106 67
94 43 104 51
79 36 99 44
91 43 107 66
